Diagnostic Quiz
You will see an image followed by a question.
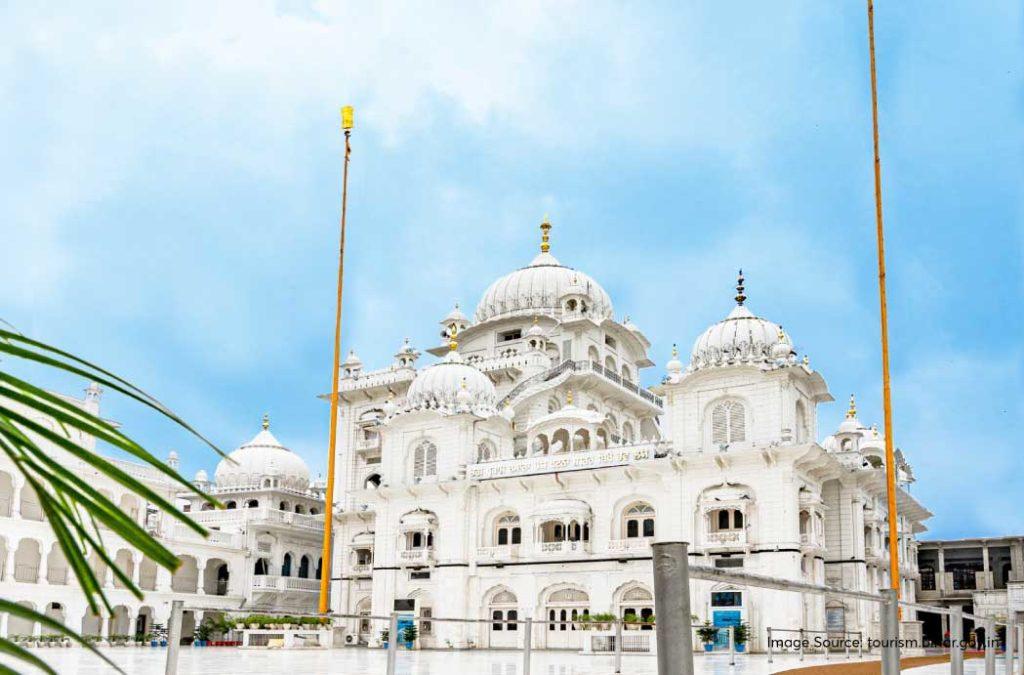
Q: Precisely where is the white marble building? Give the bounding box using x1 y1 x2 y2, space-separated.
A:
330 219 932 650
0 387 325 642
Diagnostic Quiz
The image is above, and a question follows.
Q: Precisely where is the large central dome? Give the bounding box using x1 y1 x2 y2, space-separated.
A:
474 219 613 324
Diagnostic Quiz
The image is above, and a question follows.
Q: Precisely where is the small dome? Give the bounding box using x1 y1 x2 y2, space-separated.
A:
194 469 208 482
214 417 310 492
690 271 790 371
623 316 643 334
526 317 546 338
167 450 179 461
528 391 604 431
666 344 684 381
396 338 416 355
441 303 469 326
474 219 613 324
342 350 362 367
404 338 497 416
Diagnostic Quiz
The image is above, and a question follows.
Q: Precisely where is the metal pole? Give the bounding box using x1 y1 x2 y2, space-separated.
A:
319 105 355 614
728 626 736 665
1017 625 1023 675
652 542 695 675
1003 622 1011 675
950 606 964 675
799 628 805 661
985 618 996 675
523 617 532 675
615 618 623 673
164 600 183 675
880 589 901 675
385 612 398 675
767 627 773 663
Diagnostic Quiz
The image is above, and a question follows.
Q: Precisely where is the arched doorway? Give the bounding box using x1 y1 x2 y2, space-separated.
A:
487 588 519 648
544 587 589 649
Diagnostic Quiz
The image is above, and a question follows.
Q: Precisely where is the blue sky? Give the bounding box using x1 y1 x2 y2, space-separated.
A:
1 2 1021 539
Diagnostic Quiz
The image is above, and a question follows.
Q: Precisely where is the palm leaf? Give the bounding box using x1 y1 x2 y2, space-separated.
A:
0 327 224 672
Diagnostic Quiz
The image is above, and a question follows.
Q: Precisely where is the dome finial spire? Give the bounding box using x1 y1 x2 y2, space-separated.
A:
540 215 552 253
846 394 857 419
672 343 679 358
262 413 270 430
735 269 746 306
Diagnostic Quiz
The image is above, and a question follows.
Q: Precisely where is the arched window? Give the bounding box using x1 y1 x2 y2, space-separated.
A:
281 553 293 577
365 473 382 489
477 440 497 463
225 501 237 510
495 513 521 546
841 438 853 452
412 441 437 480
279 501 289 511
254 558 269 575
246 499 259 508
711 400 746 444
623 502 656 539
298 555 311 579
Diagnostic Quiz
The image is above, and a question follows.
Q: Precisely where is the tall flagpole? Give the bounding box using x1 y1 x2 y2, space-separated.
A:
319 105 354 614
866 1 901 600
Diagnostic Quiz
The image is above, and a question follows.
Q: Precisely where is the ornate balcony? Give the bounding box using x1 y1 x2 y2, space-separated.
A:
251 574 319 593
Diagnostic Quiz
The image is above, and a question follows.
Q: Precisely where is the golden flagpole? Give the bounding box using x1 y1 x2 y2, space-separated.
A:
866 1 901 600
319 105 354 614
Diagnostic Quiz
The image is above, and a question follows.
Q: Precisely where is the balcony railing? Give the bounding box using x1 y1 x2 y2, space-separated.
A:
706 530 746 548
607 537 653 553
399 548 434 564
537 540 590 555
477 545 521 561
467 441 666 481
252 574 320 592
799 532 824 549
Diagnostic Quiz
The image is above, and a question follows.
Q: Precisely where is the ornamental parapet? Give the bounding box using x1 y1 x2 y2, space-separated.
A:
466 442 668 480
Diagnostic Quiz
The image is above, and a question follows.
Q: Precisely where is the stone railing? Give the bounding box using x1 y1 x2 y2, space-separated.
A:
607 537 653 553
706 530 746 548
497 359 663 409
251 574 320 592
537 540 590 555
399 548 434 564
169 524 245 548
340 368 416 392
467 442 665 481
476 545 521 561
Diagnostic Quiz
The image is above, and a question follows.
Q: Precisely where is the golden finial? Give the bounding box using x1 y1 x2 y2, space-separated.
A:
566 389 573 406
846 394 857 419
449 323 459 352
540 216 552 253
802 354 809 366
777 325 785 341
672 343 679 358
341 105 354 131
735 269 746 306
262 413 270 430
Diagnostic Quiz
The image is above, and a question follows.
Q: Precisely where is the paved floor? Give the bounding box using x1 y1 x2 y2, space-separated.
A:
0 647 888 675
912 656 1012 675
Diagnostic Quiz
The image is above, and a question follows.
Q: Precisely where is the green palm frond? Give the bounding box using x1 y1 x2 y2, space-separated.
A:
0 328 228 673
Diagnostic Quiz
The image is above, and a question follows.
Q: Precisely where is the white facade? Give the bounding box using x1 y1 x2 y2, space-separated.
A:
330 220 932 650
0 388 324 641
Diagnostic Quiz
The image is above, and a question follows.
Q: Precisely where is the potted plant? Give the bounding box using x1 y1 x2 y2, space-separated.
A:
380 628 389 649
697 621 720 652
194 620 213 647
623 612 639 631
642 614 655 631
402 623 418 649
733 622 750 653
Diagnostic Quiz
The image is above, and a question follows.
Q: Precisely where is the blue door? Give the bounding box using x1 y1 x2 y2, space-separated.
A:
713 610 742 650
